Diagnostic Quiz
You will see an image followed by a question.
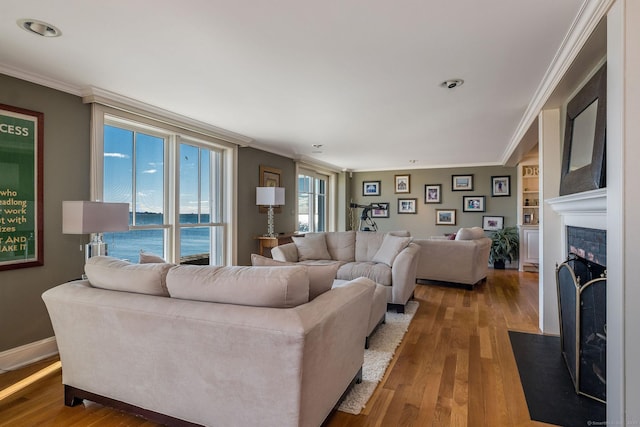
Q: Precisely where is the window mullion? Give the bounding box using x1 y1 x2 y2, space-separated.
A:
170 135 180 263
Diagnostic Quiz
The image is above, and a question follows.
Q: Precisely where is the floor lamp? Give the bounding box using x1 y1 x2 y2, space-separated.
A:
62 201 130 261
256 187 285 237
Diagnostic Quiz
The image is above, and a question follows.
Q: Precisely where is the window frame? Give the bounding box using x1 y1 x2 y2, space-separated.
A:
90 104 236 265
296 164 336 233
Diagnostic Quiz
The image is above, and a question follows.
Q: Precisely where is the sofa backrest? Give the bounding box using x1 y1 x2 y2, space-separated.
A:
84 256 174 296
166 265 310 308
324 231 356 262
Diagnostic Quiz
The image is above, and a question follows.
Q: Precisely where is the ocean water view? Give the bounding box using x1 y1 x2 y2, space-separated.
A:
104 213 211 262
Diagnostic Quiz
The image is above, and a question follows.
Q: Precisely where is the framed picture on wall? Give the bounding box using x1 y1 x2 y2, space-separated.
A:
436 209 456 225
362 180 381 196
397 198 417 214
482 215 504 231
259 165 282 213
394 174 410 193
424 184 441 204
371 202 389 218
452 174 473 191
491 176 511 197
0 103 44 271
463 196 486 212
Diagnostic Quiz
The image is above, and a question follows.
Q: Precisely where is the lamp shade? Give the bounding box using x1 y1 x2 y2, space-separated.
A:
256 187 285 206
62 201 130 234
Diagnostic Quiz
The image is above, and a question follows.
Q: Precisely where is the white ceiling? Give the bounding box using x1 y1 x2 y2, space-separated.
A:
1 0 587 171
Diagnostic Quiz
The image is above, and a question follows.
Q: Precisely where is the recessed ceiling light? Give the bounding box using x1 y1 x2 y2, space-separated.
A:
442 79 464 89
17 19 62 37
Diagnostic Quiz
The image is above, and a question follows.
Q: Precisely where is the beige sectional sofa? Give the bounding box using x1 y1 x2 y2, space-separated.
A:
271 230 420 313
413 227 492 289
42 256 375 427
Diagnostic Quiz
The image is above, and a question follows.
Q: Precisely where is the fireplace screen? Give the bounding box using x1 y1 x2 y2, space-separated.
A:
556 253 606 403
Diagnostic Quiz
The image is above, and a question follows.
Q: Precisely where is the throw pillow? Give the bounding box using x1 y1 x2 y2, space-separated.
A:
371 234 411 267
251 254 339 299
455 227 474 240
292 233 332 261
166 265 309 308
455 227 485 240
84 256 173 296
139 251 166 264
447 233 457 240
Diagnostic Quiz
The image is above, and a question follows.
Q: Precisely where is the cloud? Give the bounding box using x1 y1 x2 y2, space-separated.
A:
142 169 157 174
104 152 129 159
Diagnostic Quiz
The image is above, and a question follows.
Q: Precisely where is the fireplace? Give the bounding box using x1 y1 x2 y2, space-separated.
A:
556 227 607 403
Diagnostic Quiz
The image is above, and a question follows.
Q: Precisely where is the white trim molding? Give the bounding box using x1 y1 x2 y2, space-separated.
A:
0 337 58 372
83 87 253 147
546 188 607 217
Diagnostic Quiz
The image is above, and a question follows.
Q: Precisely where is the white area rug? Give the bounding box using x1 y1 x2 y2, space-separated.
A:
337 301 419 415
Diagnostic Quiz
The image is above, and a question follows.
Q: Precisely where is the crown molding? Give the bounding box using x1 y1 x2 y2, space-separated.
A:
502 0 614 165
0 63 83 96
82 87 253 146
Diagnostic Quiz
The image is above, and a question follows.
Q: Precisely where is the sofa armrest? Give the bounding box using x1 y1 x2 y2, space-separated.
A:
390 242 420 306
271 242 298 262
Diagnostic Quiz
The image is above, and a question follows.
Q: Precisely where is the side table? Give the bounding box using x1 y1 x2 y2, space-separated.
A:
254 232 302 257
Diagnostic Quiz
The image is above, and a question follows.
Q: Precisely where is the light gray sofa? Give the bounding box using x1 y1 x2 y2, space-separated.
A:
271 230 420 313
42 256 375 427
413 227 492 289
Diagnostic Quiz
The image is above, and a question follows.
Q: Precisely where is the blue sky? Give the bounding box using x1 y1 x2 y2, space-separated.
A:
104 125 209 215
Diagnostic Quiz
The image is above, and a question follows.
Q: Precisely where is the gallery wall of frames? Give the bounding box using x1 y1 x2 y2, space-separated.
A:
350 165 517 239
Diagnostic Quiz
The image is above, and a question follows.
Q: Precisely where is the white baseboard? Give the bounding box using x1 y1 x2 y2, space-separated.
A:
0 337 58 372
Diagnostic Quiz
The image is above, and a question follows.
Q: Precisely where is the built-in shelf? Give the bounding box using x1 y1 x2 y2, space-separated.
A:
518 160 540 271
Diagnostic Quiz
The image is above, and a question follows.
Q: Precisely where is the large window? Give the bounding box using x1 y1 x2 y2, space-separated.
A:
95 110 233 265
298 169 328 233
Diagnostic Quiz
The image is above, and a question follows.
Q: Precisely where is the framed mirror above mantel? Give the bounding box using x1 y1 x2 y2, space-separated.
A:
559 63 607 196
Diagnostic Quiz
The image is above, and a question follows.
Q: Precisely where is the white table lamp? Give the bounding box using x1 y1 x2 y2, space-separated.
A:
256 187 285 237
63 201 130 260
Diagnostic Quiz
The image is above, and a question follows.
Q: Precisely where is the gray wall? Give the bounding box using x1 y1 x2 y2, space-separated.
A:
349 166 517 239
0 74 90 352
236 147 296 265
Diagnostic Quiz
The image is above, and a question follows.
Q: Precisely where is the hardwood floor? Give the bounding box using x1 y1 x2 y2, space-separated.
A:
0 269 555 427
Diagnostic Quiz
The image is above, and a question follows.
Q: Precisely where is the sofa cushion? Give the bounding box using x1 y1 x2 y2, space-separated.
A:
292 233 332 261
337 262 392 286
371 234 411 267
325 231 356 262
355 230 410 262
139 251 166 264
250 254 339 299
166 265 309 308
84 256 172 296
455 226 486 240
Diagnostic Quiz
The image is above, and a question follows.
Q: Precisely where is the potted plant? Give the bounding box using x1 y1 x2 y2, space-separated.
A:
489 226 519 269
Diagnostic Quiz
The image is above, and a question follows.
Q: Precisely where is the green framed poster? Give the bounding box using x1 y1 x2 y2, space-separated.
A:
0 104 44 270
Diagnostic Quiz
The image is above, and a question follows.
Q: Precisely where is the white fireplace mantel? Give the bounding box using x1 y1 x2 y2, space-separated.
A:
546 188 607 217
546 188 607 251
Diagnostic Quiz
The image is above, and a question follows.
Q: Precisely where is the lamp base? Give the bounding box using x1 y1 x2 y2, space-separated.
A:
86 235 108 261
265 205 276 237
